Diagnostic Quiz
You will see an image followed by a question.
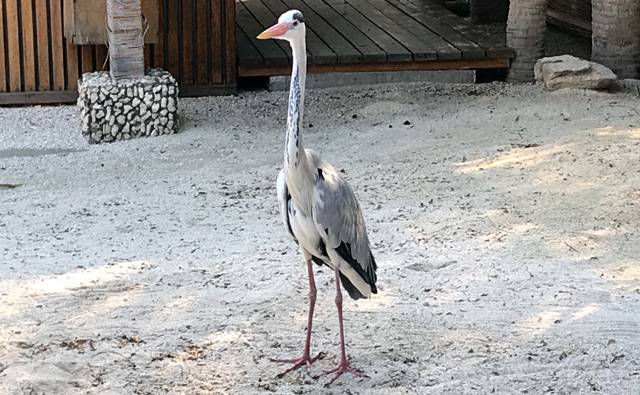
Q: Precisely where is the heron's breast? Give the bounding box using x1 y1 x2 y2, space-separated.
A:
288 201 322 257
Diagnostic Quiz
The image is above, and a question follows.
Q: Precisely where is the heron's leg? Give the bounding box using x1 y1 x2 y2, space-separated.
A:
324 264 366 385
270 258 325 377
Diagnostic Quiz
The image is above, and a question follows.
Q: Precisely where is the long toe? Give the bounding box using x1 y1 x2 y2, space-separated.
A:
270 352 325 378
324 360 368 386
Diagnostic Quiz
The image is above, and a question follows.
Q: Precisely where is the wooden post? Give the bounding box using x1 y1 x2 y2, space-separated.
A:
107 0 145 80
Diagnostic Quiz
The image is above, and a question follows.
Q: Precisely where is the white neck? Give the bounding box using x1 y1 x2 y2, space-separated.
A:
284 33 307 170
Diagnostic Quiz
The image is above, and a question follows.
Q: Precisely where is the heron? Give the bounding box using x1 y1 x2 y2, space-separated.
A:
257 10 378 384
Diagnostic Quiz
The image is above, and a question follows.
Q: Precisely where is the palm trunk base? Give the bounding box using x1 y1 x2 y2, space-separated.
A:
591 0 640 79
506 0 549 82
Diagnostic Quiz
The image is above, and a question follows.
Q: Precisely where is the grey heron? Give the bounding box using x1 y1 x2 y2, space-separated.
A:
257 10 378 384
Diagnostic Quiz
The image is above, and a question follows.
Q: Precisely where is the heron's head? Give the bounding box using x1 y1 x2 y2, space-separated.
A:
256 10 305 42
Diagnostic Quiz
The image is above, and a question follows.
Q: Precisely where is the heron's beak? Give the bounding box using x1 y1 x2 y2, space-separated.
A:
257 23 288 40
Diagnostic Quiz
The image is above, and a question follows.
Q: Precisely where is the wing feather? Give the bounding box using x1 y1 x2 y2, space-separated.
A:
310 156 378 295
277 169 296 242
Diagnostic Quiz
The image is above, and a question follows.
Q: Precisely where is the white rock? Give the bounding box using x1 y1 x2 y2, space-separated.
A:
535 55 617 91
117 115 126 124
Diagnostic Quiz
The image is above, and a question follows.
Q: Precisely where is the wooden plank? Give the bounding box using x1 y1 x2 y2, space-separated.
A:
223 0 236 85
279 0 361 64
65 37 79 90
0 0 7 91
408 0 513 58
391 0 486 58
366 0 460 60
21 0 36 91
300 0 385 64
344 0 438 60
50 0 65 90
264 0 336 65
236 2 287 66
96 45 108 71
166 0 180 77
236 24 263 68
242 0 292 63
0 83 237 105
324 0 411 62
63 0 160 45
195 0 208 84
80 46 94 74
179 84 236 97
144 44 153 68
5 0 21 91
35 0 51 91
239 57 510 77
155 0 166 67
181 0 194 85
212 0 225 84
0 90 78 105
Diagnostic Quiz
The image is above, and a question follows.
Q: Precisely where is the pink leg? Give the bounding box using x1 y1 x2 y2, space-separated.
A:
324 264 366 385
271 258 325 377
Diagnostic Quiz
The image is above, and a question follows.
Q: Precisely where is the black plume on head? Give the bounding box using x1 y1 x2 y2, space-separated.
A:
293 11 305 23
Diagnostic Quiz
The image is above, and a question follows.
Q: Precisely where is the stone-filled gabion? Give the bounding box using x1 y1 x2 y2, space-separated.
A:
78 69 179 144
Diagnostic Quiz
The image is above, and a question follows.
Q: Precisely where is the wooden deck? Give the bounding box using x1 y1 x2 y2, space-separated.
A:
236 0 514 77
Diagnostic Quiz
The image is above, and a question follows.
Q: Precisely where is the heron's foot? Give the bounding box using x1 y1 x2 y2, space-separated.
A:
270 351 326 378
323 358 368 385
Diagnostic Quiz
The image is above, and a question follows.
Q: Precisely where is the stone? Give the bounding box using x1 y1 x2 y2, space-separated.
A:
78 69 179 144
534 55 617 91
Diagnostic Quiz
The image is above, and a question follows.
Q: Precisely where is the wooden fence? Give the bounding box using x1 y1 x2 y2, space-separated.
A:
0 0 236 105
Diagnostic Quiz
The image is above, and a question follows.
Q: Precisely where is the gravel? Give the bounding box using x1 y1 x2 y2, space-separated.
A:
1 81 639 394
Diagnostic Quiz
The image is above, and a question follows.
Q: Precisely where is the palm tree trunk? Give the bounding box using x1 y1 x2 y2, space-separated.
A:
507 0 549 82
592 0 640 79
107 0 145 80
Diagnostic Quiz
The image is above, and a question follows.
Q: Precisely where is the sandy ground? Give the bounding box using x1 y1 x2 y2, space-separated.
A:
1 82 639 394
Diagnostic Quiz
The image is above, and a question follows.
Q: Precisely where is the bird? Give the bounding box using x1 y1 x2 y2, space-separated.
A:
257 10 378 384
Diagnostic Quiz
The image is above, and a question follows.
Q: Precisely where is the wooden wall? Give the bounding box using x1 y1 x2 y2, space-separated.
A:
0 0 236 105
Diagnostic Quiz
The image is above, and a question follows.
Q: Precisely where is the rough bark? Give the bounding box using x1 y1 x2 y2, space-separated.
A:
592 0 640 79
507 0 549 82
107 0 145 80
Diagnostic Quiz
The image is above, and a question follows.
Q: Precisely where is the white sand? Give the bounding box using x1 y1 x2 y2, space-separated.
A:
1 82 639 394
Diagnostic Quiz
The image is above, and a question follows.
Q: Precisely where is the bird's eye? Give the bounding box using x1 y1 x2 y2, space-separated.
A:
293 21 298 26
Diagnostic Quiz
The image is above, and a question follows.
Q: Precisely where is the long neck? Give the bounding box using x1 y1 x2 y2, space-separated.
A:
285 34 307 170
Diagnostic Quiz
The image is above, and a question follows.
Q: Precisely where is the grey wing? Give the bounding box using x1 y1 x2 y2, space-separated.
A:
312 161 378 297
277 169 296 242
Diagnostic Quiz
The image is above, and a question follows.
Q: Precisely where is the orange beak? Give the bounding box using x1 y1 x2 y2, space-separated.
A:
257 23 288 40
